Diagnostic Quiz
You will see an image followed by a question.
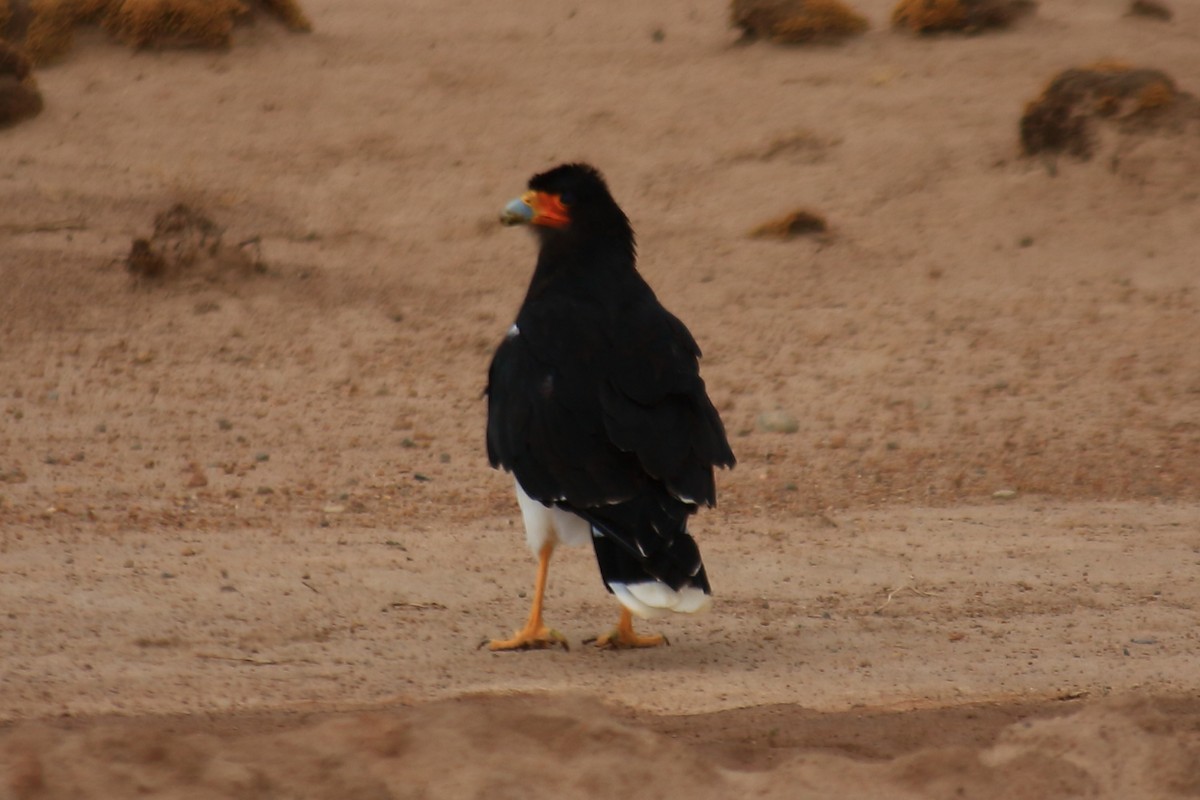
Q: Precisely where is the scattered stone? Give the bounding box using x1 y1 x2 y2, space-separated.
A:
731 0 869 44
194 300 221 315
992 488 1018 499
1126 0 1171 21
126 203 264 283
0 466 28 483
757 409 800 434
127 239 168 279
1129 636 1158 645
185 462 208 489
1020 62 1199 159
749 208 829 240
322 503 345 514
892 0 1035 33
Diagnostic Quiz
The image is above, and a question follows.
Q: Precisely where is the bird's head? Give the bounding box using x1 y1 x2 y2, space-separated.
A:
500 163 633 251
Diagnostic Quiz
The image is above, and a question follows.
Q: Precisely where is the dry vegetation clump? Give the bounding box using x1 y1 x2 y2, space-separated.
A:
104 0 249 49
17 0 309 63
127 203 264 283
257 0 308 32
23 0 107 63
891 0 1035 33
732 0 869 44
0 37 42 126
1020 62 1197 158
749 208 830 239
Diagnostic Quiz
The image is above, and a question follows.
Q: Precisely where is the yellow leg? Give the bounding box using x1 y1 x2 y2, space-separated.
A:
591 607 666 649
487 543 568 651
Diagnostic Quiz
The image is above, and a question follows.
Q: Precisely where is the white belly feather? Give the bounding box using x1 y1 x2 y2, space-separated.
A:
515 481 593 551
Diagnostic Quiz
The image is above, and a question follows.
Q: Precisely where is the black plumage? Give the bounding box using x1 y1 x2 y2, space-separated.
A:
485 163 734 649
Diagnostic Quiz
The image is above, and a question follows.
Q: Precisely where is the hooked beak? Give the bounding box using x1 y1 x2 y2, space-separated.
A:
500 192 535 226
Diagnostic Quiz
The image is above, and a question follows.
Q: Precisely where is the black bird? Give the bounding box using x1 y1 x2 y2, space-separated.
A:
485 163 735 650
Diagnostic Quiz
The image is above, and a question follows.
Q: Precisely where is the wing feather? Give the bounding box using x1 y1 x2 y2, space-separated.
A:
486 276 734 563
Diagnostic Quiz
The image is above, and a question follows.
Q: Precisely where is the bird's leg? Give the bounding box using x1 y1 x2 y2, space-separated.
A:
592 607 666 649
487 542 568 651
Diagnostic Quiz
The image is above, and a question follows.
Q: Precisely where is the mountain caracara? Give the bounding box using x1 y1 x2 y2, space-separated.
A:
485 163 735 650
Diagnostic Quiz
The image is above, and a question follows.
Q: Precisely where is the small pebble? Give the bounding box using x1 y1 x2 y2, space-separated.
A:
1128 0 1172 20
757 410 799 434
993 489 1018 500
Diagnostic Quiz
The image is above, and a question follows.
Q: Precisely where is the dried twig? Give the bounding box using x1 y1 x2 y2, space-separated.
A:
873 578 933 614
0 218 88 234
195 652 310 666
389 601 446 611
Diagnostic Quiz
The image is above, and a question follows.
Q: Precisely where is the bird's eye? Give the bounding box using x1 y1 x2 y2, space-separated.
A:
558 191 575 206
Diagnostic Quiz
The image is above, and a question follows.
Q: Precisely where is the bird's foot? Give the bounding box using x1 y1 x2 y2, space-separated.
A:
586 628 668 649
483 625 569 652
586 607 669 649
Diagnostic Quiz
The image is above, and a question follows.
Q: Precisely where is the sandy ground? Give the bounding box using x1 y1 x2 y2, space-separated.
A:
2 0 1200 797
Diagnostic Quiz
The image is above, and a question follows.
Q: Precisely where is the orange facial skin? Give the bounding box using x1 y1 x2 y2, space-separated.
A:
526 191 571 228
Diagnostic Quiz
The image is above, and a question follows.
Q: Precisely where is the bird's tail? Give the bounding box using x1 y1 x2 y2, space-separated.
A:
586 506 712 618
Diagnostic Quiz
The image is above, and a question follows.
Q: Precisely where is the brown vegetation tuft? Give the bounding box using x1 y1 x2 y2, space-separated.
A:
258 0 309 32
0 36 31 79
0 37 42 127
732 0 869 44
891 0 1035 33
18 0 310 63
1020 64 1195 158
24 0 107 63
104 0 248 49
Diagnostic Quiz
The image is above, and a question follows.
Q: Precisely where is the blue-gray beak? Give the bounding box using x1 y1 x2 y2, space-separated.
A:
500 194 535 226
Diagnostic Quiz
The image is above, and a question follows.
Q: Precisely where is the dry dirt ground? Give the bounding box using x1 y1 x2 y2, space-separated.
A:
2 0 1199 797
